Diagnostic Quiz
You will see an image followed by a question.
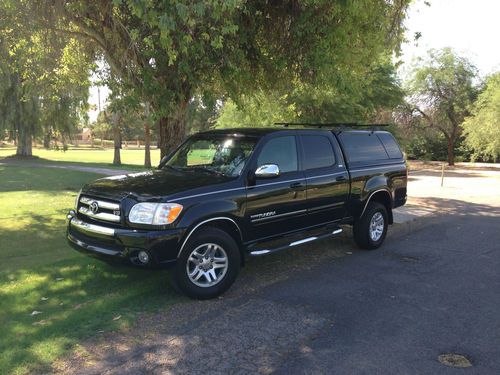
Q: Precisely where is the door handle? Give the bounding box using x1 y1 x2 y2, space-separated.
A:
336 176 347 182
290 182 305 189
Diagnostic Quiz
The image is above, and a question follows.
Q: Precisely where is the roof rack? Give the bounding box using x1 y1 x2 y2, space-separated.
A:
274 122 390 128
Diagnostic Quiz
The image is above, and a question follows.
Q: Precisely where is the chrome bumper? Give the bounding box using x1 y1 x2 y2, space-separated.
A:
67 212 115 236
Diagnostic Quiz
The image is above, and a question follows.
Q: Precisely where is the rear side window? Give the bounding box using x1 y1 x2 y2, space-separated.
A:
257 136 298 173
300 135 335 170
340 133 389 162
377 133 403 159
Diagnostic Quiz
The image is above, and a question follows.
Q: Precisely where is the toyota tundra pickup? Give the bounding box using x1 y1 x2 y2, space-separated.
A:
67 126 407 299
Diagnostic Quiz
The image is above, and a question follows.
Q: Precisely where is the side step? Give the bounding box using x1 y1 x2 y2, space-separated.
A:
248 227 343 257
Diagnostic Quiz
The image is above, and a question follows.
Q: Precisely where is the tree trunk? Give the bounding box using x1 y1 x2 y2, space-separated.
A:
43 131 51 149
144 102 151 168
16 123 33 156
144 123 151 168
447 137 455 166
112 112 121 165
157 100 188 159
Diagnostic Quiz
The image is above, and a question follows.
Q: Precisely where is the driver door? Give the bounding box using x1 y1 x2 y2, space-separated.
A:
244 135 308 240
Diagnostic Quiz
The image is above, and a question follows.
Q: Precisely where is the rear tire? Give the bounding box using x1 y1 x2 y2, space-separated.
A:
353 202 388 250
175 227 240 299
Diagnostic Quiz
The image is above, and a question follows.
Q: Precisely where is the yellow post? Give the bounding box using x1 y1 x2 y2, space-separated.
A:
441 163 445 187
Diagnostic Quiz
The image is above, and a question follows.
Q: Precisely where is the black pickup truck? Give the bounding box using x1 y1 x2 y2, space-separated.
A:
67 127 407 299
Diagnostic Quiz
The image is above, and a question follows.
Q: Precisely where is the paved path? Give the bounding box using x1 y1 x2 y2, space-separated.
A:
54 169 500 374
0 159 133 176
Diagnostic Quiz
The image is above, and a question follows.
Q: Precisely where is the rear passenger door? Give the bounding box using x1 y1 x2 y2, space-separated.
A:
299 133 349 226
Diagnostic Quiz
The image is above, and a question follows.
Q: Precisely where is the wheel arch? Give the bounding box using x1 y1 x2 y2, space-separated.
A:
361 189 393 224
177 217 245 265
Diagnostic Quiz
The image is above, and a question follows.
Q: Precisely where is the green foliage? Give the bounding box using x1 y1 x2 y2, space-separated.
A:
463 73 500 162
37 0 410 155
0 1 92 154
216 92 298 128
216 58 404 127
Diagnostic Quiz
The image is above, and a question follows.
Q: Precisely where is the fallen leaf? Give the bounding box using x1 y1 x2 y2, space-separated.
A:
55 277 64 281
33 320 48 326
30 310 42 316
113 315 122 321
41 297 49 301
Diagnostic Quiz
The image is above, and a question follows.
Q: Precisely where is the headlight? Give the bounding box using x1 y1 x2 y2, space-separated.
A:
129 203 183 225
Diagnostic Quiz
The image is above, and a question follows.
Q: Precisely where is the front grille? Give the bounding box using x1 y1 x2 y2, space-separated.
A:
78 196 121 224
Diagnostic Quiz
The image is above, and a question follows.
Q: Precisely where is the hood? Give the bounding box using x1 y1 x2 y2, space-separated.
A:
82 168 233 200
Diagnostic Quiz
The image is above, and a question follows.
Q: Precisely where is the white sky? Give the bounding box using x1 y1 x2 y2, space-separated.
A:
87 0 500 123
400 0 500 77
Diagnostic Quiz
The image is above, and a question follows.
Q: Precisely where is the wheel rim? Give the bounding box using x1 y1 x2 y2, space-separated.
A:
369 212 384 242
186 243 229 288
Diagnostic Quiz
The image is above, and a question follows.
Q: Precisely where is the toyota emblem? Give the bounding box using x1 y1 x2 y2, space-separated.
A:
89 201 99 214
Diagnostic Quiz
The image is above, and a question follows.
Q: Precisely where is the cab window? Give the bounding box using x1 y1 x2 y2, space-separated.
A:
300 135 336 170
257 136 298 173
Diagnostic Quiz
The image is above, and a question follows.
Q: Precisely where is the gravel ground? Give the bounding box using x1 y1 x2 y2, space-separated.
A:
51 167 500 374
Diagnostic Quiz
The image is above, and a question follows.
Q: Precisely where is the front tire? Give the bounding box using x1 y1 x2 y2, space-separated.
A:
353 202 388 250
175 227 240 299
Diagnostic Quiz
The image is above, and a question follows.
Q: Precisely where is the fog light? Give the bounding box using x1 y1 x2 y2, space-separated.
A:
138 251 150 264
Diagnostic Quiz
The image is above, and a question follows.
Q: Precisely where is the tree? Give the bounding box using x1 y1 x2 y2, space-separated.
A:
0 1 92 156
463 73 500 162
216 58 404 127
37 0 410 157
402 48 478 165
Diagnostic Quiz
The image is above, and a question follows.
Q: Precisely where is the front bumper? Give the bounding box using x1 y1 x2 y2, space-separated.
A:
66 211 184 267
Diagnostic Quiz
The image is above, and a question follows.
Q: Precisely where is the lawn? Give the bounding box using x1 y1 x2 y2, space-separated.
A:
0 146 162 169
0 165 181 374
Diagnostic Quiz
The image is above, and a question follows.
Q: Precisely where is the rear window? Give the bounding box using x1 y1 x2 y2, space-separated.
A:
339 132 389 162
377 133 403 159
300 135 335 170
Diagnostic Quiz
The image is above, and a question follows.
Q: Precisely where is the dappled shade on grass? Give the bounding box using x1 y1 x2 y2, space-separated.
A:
0 165 181 374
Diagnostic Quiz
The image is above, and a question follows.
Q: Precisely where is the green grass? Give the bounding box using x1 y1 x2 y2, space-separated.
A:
0 165 182 374
0 146 161 169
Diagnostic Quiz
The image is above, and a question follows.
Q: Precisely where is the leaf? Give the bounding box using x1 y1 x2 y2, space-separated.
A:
112 315 122 321
30 310 42 316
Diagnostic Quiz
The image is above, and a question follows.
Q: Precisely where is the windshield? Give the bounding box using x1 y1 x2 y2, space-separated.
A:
163 135 257 177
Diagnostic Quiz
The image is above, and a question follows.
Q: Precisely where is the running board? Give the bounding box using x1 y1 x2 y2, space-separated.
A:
248 227 343 257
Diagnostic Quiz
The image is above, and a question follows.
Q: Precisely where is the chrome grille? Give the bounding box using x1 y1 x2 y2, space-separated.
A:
78 196 121 223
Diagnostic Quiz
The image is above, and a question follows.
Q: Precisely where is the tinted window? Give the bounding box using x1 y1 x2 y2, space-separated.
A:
340 132 389 162
301 135 335 170
377 133 403 159
257 136 298 173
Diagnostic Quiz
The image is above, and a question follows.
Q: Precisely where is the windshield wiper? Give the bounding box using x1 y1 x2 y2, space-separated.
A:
190 166 226 177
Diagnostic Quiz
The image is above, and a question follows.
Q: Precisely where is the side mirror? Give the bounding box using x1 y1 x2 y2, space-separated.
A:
255 164 280 178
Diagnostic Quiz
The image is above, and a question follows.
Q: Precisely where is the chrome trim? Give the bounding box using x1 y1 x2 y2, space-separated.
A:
170 178 310 202
250 249 270 255
255 164 280 178
169 187 245 202
252 178 304 188
251 209 307 223
307 171 346 180
78 206 121 223
70 217 115 236
80 196 120 211
177 217 242 258
308 202 344 212
289 237 317 247
360 189 392 218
